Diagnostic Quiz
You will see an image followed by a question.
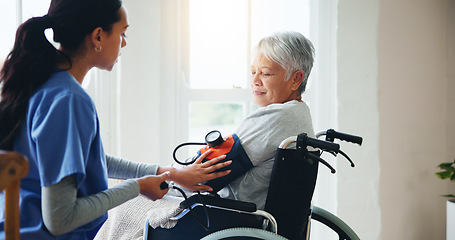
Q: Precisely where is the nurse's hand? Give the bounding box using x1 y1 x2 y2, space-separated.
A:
157 150 232 192
136 171 170 200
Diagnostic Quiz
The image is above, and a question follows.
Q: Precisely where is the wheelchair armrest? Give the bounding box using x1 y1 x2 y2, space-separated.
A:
179 194 257 213
171 194 278 233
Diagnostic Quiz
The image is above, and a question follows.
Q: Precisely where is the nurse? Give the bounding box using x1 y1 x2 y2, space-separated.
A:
0 0 230 239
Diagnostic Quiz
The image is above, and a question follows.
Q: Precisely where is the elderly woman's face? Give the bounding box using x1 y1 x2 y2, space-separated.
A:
250 54 299 107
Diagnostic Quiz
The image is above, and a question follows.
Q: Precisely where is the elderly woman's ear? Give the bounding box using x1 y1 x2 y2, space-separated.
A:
290 70 304 91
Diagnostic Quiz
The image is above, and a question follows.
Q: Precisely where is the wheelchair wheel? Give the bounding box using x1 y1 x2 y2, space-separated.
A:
310 206 360 240
200 227 289 240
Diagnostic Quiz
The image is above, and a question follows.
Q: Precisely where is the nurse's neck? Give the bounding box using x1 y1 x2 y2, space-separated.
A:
56 49 92 85
66 67 90 85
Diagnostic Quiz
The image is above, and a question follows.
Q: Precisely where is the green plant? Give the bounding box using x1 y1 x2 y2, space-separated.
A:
435 158 455 198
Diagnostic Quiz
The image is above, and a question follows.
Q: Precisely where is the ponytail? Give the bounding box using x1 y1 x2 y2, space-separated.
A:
0 16 57 150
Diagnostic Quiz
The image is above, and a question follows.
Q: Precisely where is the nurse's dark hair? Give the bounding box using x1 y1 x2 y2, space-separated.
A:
0 0 122 150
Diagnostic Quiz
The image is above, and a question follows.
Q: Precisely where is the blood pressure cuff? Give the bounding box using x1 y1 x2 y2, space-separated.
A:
197 133 253 193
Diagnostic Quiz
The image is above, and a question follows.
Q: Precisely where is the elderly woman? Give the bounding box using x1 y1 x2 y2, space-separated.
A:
223 31 315 209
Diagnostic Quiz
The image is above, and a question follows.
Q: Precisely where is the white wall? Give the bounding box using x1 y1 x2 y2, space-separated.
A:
378 0 453 239
336 0 454 239
336 0 381 239
119 0 184 167
118 0 163 163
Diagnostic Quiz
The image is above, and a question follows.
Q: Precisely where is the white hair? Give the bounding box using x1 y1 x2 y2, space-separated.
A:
255 31 315 94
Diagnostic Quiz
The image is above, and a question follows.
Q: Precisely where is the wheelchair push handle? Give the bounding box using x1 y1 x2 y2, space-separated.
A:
316 129 363 145
298 133 340 154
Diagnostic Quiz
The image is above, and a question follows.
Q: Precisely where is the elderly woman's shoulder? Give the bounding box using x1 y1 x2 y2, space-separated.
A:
251 100 310 119
264 100 308 111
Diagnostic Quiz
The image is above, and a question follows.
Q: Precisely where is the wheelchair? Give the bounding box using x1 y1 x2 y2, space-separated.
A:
144 129 362 240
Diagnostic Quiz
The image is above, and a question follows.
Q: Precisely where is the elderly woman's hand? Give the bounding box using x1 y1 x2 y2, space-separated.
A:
158 150 232 192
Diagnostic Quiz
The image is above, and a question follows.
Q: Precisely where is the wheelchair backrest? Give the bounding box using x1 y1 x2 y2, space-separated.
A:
264 138 319 240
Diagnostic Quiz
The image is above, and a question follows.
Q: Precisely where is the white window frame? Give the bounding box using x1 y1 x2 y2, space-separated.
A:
159 0 252 159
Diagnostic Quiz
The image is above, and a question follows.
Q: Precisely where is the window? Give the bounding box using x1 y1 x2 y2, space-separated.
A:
158 0 333 166
188 0 249 90
0 1 17 61
180 0 312 149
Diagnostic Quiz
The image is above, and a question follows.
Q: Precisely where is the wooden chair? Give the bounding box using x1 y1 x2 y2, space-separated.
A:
0 151 29 240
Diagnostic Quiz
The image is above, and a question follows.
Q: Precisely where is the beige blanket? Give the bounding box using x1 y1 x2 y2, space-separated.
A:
94 194 184 240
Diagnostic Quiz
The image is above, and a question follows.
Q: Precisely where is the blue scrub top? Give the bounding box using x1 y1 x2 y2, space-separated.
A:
0 70 108 239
